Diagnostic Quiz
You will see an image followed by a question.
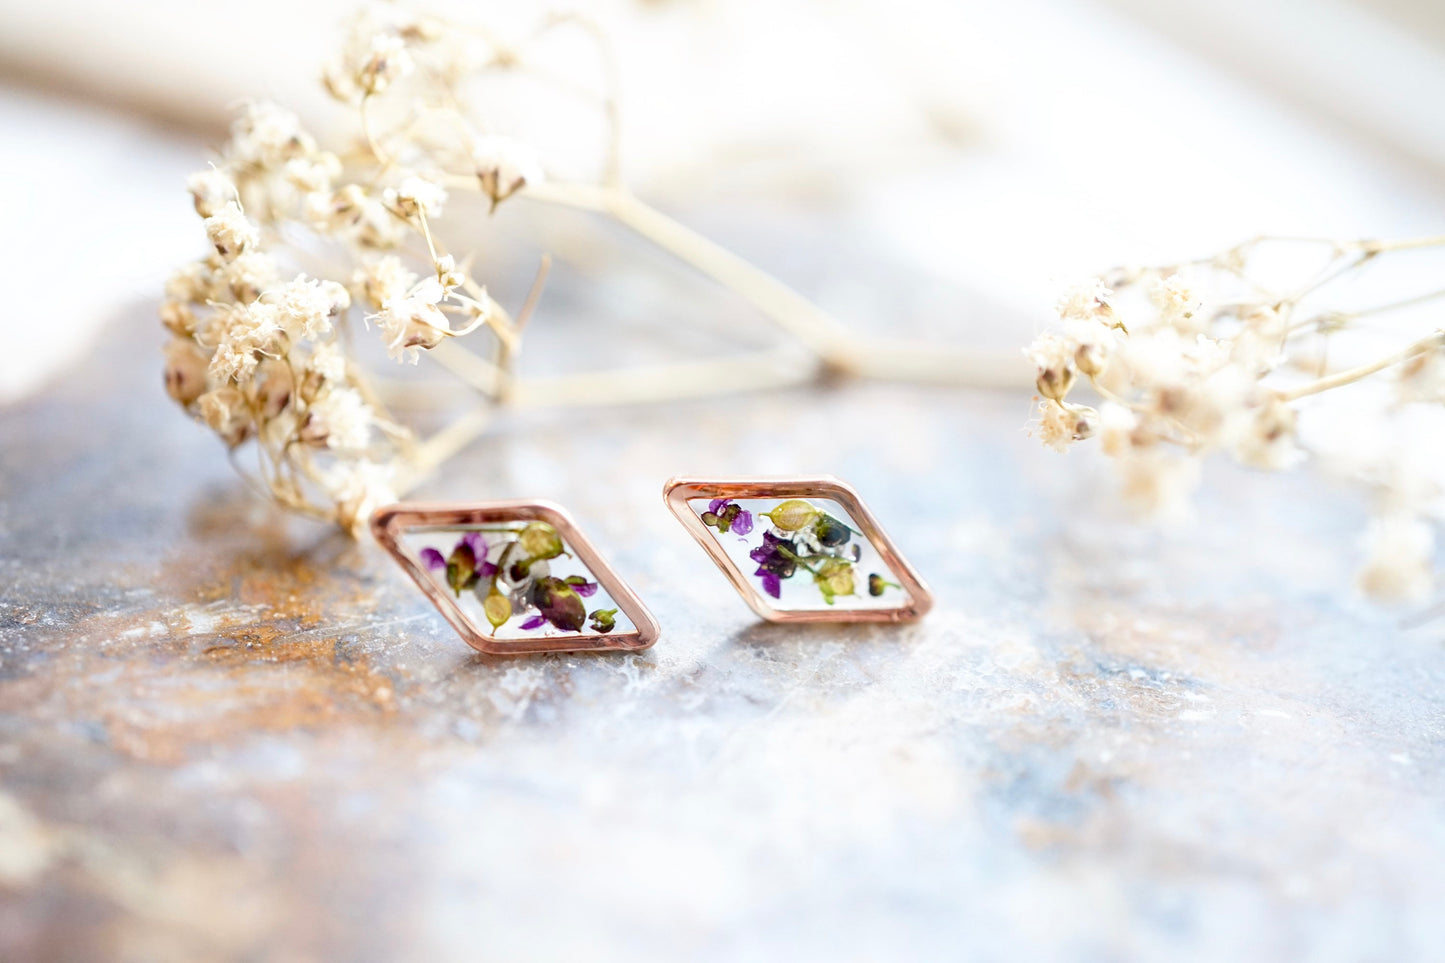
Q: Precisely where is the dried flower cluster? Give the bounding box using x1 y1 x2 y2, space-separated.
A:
164 2 1008 537
162 3 550 534
1027 236 1445 603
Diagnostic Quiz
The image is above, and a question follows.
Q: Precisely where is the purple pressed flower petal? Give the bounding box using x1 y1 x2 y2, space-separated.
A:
478 561 498 578
573 581 598 598
732 510 753 536
420 547 446 571
760 571 782 599
708 498 729 515
519 615 547 631
459 531 487 557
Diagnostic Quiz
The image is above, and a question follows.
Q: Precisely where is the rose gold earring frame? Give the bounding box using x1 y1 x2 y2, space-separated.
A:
371 500 660 656
663 475 934 624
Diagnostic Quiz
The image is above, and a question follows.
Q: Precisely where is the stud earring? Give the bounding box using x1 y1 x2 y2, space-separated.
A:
371 500 660 655
663 475 933 623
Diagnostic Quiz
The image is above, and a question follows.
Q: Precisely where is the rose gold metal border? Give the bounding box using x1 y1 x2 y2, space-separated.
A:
663 475 934 624
371 500 660 656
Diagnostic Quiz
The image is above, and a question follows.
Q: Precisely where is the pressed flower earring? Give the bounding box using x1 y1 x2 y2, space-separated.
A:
371 500 659 655
663 476 933 623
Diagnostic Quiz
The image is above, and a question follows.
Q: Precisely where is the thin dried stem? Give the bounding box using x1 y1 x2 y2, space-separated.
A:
1277 331 1444 401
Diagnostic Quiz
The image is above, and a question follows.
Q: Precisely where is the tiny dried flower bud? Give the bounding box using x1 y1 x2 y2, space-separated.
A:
197 387 252 447
159 300 197 337
187 167 236 218
1075 341 1106 378
223 251 277 303
204 202 259 260
302 386 373 451
374 284 452 363
1034 399 1096 452
361 33 413 95
1026 333 1078 402
358 256 418 310
322 56 360 103
164 339 210 406
1056 278 1116 324
254 359 293 420
284 153 342 195
1037 366 1076 402
588 608 618 634
434 254 465 294
385 175 447 220
472 135 544 208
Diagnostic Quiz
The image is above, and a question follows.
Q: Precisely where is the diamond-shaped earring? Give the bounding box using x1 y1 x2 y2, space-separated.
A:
371 500 660 655
663 475 933 623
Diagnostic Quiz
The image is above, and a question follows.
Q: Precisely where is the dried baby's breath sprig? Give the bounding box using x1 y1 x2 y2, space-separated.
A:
1026 235 1445 602
166 2 1021 536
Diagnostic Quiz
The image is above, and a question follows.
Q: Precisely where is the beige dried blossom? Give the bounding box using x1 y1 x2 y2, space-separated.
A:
385 175 447 220
1150 273 1202 333
303 386 375 452
1357 514 1435 602
1026 238 1445 603
1055 277 1116 325
163 339 209 406
204 202 259 260
1032 399 1096 453
1025 333 1076 402
472 135 544 208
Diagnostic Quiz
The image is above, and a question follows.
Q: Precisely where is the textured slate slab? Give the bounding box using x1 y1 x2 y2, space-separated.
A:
1 305 1442 962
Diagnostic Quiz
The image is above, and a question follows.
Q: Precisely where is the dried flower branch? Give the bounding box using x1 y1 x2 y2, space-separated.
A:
164 1 1020 536
1026 235 1445 602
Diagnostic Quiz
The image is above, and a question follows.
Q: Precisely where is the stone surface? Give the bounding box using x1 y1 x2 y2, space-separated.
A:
2 302 1444 962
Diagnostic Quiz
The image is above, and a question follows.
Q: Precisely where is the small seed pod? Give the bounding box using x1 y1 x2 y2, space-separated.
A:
483 589 511 630
1075 342 1106 378
1036 363 1076 403
763 499 819 532
518 522 564 560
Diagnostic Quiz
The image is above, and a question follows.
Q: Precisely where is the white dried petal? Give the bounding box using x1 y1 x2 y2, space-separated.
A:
276 275 351 342
196 387 252 447
472 135 544 206
204 202 259 260
1032 399 1096 453
187 167 236 218
308 342 348 383
386 175 447 219
1151 273 1202 334
223 250 278 303
374 294 451 362
357 256 418 310
304 386 373 452
1055 277 1115 324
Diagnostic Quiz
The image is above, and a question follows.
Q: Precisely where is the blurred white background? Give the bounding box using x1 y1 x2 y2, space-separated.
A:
3 0 1445 401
